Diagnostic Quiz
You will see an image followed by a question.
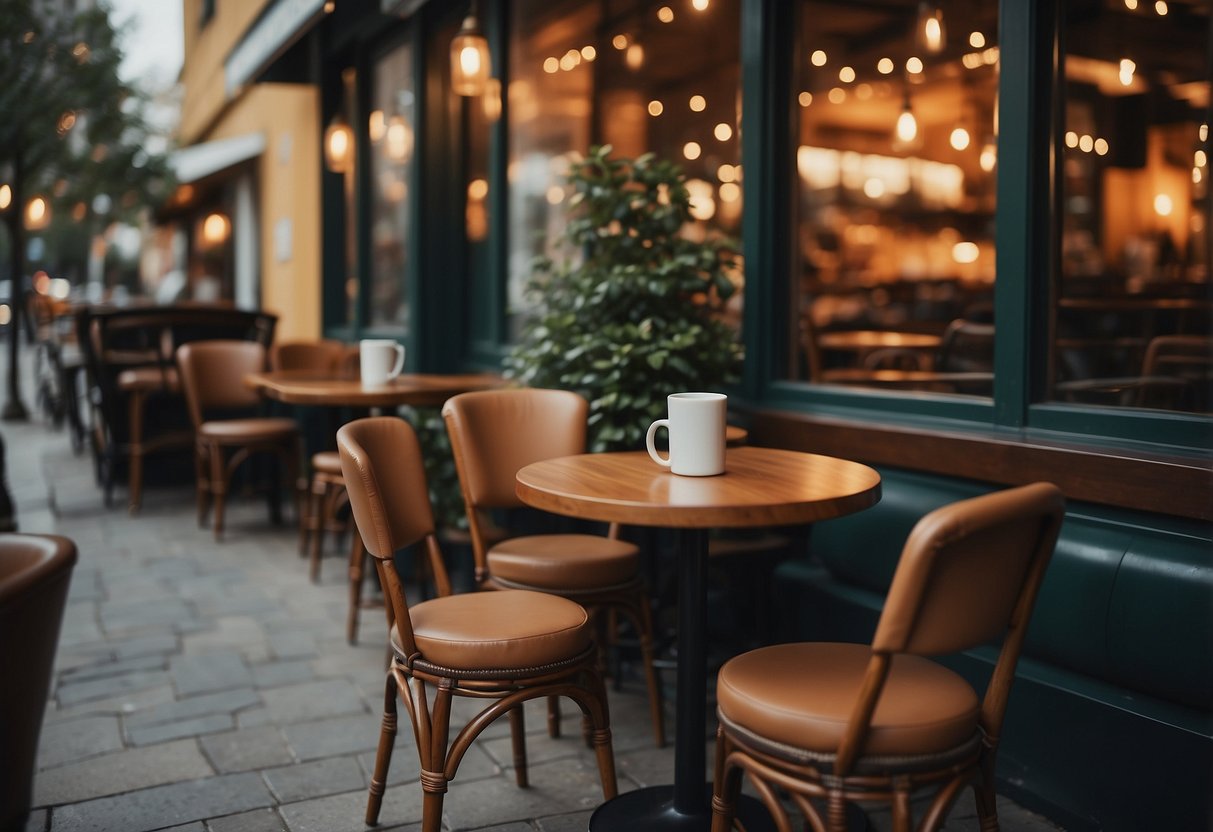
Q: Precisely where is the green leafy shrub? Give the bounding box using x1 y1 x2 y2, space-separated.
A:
505 145 743 452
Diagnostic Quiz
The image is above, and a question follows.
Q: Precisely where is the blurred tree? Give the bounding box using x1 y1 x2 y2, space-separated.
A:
0 0 171 420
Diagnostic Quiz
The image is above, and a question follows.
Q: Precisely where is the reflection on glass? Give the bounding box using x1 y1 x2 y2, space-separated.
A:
1052 0 1211 413
508 0 743 339
369 41 414 331
791 1 999 398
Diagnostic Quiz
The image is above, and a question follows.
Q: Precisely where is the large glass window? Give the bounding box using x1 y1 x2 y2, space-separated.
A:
507 0 743 338
1051 0 1211 414
368 39 416 331
790 1 1000 397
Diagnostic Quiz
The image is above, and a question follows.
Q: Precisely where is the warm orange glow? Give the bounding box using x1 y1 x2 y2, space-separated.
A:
689 95 706 112
798 91 813 107
202 213 230 246
877 57 894 74
543 57 559 73
648 100 664 116
1154 193 1173 216
657 6 674 23
811 50 827 67
0 184 10 210
838 66 855 83
683 142 702 161
949 128 971 151
369 110 386 142
25 196 50 230
468 178 489 201
714 123 733 141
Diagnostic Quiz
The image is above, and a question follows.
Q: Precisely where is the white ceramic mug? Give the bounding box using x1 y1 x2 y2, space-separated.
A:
359 339 405 387
645 392 727 476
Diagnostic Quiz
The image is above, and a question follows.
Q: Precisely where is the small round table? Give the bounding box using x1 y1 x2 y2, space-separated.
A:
517 446 881 831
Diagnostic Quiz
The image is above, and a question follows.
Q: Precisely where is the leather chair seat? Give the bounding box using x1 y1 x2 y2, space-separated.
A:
311 450 343 475
487 534 639 590
391 589 592 670
117 366 180 391
199 417 299 443
717 642 979 758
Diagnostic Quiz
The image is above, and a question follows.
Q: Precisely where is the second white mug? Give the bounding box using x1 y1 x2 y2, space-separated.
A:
359 339 405 387
645 392 727 476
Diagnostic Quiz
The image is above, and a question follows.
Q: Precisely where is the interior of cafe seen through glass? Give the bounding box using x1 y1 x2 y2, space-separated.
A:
493 0 1210 412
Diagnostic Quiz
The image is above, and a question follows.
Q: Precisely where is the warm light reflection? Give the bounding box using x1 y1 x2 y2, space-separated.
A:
1118 58 1135 86
689 94 706 111
952 241 980 263
856 83 873 100
811 50 827 66
686 179 716 220
1195 150 1207 168
1201 124 1208 142
581 45 596 61
1154 193 1173 216
612 34 628 50
798 91 813 107
950 128 971 151
387 117 413 161
201 212 230 246
25 196 50 229
719 182 741 203
714 123 733 141
1125 0 1139 8
863 178 885 198
657 6 674 23
683 141 702 160
969 31 986 48
877 57 894 74
1155 0 1168 14
648 100 664 116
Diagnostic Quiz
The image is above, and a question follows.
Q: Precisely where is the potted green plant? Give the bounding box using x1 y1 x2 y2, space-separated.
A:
506 145 742 452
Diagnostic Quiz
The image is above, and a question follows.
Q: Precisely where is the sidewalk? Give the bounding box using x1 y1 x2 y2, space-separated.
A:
1 349 1064 832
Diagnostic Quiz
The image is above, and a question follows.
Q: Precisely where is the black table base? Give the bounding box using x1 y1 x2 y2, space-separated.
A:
588 785 775 831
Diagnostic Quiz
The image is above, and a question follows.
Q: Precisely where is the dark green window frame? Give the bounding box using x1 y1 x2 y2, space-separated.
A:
739 0 1211 454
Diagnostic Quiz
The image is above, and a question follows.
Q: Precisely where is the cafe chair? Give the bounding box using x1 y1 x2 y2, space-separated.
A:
177 340 302 540
336 416 618 830
1141 335 1213 411
269 339 355 580
709 482 1064 832
443 388 665 747
0 534 77 832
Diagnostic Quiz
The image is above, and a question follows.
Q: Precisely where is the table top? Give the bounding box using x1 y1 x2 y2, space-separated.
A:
516 446 881 529
817 330 942 351
820 368 994 391
245 370 505 407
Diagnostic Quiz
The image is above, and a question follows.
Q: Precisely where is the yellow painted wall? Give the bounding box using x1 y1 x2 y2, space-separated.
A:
178 0 322 341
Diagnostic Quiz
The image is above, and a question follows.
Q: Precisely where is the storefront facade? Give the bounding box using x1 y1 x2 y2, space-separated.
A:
182 1 1211 828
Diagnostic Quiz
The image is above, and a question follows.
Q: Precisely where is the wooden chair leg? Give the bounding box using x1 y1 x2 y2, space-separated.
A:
308 479 329 583
209 445 227 541
297 473 313 556
127 389 145 515
365 671 398 826
508 706 529 788
710 728 741 832
194 444 209 527
420 682 454 832
347 533 365 645
635 596 665 748
974 755 1001 832
547 695 562 739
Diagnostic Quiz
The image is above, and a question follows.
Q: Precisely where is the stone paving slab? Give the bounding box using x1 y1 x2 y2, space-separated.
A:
35 715 124 770
33 738 213 807
261 757 367 805
199 725 295 773
49 772 273 832
204 808 287 832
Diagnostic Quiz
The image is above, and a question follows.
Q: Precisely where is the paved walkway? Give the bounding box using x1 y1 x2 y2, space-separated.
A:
2 353 1063 832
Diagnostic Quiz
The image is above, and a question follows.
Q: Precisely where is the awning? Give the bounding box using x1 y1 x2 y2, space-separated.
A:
225 0 327 98
171 133 266 185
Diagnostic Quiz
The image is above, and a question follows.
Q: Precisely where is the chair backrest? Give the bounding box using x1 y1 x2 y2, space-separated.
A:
872 482 1064 657
442 388 588 510
176 340 267 427
937 319 995 373
270 339 349 372
0 534 77 831
337 417 453 651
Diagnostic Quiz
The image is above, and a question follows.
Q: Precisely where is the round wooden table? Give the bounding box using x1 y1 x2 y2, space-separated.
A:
244 370 504 408
517 447 882 831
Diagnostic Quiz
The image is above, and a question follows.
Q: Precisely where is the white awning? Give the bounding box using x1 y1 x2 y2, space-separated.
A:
171 133 266 185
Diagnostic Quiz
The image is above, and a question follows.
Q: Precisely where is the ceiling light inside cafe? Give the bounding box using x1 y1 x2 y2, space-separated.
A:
916 3 946 54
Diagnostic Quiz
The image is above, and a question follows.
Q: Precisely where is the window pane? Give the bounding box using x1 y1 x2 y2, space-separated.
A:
369 40 415 331
507 0 743 339
1052 0 1211 413
790 1 999 398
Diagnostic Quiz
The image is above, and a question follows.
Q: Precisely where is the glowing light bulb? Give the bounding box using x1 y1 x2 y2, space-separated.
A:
689 94 706 112
657 6 674 23
811 50 827 67
1154 193 1173 216
896 106 919 146
839 66 855 83
979 142 997 171
969 31 985 48
906 56 924 75
1119 58 1135 86
950 127 971 151
683 142 702 160
877 57 894 74
648 100 664 116
714 123 733 141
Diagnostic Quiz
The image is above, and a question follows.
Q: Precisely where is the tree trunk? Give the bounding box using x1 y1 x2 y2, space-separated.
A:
3 165 29 422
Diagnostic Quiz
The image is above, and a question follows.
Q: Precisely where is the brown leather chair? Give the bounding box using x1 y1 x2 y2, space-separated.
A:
442 388 665 747
710 482 1065 832
177 340 301 540
269 340 354 580
337 416 618 830
0 534 77 832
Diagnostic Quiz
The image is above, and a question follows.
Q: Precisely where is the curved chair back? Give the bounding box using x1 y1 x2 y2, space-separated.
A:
177 340 267 428
337 417 452 656
271 340 349 372
0 534 77 831
443 388 588 510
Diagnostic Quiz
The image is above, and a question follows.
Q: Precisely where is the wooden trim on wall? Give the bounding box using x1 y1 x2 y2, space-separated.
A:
750 408 1213 522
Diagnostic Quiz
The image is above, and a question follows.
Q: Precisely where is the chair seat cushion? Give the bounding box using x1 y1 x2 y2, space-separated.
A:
488 534 639 590
717 642 979 758
393 589 592 671
117 366 180 392
199 417 299 442
311 451 343 476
